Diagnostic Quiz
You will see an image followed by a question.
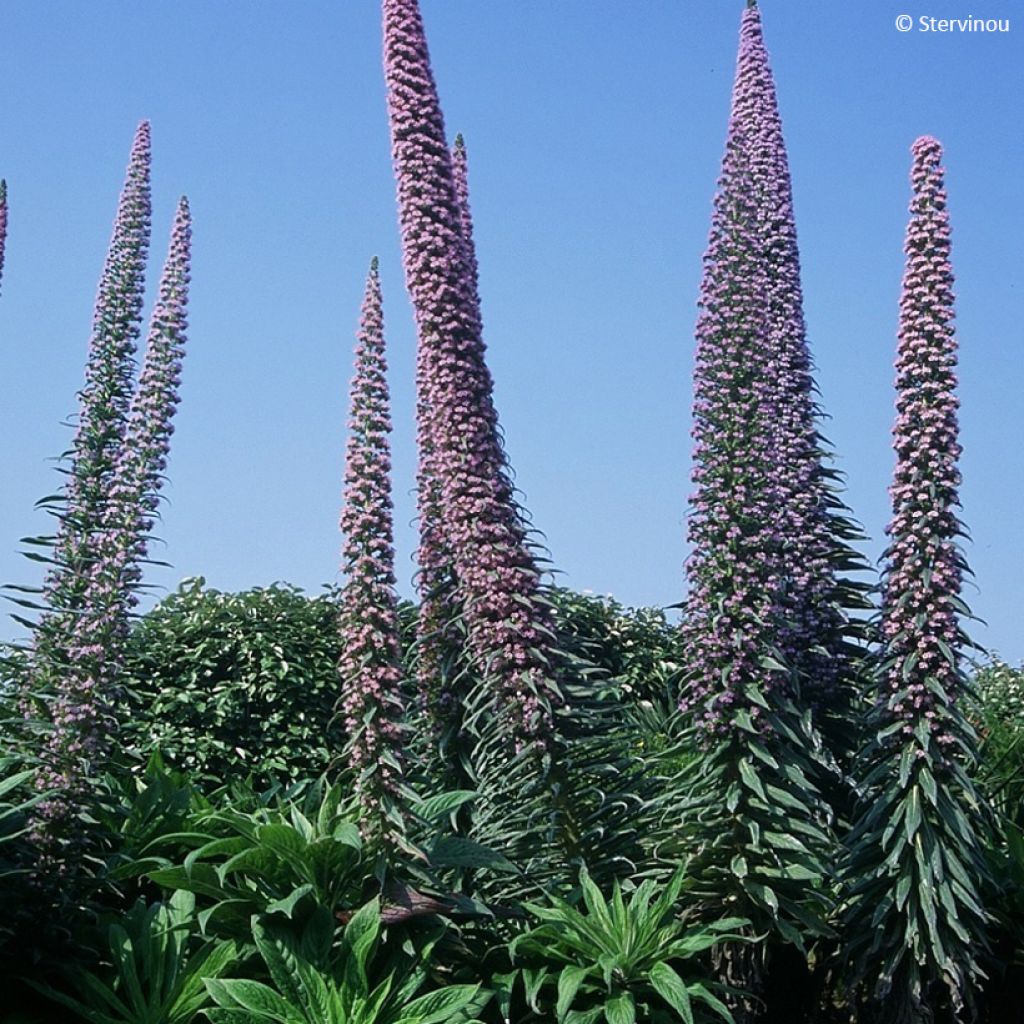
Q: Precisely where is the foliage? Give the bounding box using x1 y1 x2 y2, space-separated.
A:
972 661 1024 825
547 590 682 706
118 580 343 785
205 902 489 1024
120 774 367 941
841 137 991 1024
509 866 745 1024
30 891 237 1024
0 757 43 955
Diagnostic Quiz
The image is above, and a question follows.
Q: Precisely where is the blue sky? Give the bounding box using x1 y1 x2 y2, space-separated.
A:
0 2 1020 661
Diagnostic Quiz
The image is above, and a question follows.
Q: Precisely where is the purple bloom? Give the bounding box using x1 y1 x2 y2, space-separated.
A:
682 4 859 734
681 7 786 734
0 179 8 296
383 0 557 747
843 137 989 1020
338 258 405 835
28 124 153 846
880 137 965 723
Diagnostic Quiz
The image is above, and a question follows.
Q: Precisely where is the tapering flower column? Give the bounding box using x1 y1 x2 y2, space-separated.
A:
28 123 152 852
107 197 192 623
383 0 556 748
414 132 484 739
680 10 835 1007
0 179 8 296
338 258 405 839
843 137 989 1024
38 121 152 629
734 2 866 716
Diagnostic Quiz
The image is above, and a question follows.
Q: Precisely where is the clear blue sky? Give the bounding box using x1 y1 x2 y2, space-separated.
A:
0 2 1020 661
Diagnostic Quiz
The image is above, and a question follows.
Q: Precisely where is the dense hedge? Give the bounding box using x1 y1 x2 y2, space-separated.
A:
119 580 345 784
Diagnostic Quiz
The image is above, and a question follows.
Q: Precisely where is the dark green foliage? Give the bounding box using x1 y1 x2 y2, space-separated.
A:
547 589 683 705
119 581 344 784
841 662 992 1024
205 904 489 1024
509 866 746 1023
971 661 1024 825
29 891 238 1024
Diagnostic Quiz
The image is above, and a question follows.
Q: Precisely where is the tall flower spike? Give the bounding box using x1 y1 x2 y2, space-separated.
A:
0 179 8 296
733 3 866 717
679 8 835 1005
338 258 406 838
413 132 482 737
40 121 152 622
108 196 192 612
26 122 152 870
842 137 990 1024
383 0 557 747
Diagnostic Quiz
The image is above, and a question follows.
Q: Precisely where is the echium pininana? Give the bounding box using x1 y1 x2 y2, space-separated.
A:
338 258 406 839
0 179 8 295
383 0 556 748
682 114 781 736
106 197 191 623
38 199 192 826
28 122 152 849
734 2 866 717
34 121 151 648
679 6 834 1002
413 132 483 740
842 137 990 1024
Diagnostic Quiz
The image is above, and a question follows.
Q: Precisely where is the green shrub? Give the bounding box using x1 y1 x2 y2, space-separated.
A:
972 660 1024 824
509 865 745 1023
119 580 344 785
547 589 682 705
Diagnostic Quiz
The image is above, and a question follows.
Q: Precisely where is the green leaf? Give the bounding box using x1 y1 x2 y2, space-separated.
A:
737 760 767 802
905 787 922 842
265 884 316 919
205 978 296 1021
649 962 694 1024
690 982 737 1024
410 790 477 821
403 984 487 1024
605 991 636 1024
430 836 517 872
557 966 590 1020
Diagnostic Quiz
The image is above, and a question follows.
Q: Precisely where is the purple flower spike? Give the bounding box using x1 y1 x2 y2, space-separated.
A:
882 136 966 740
29 124 152 820
0 179 8 296
682 5 861 736
383 0 557 747
681 14 784 734
108 196 192 613
338 258 406 835
843 138 990 1020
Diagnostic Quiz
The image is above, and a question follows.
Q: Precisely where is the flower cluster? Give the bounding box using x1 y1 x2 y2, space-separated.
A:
683 3 855 734
29 123 153 837
735 4 845 700
0 178 8 296
682 10 784 734
880 136 966 750
338 259 405 824
383 0 556 747
106 197 192 621
842 137 989 1022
